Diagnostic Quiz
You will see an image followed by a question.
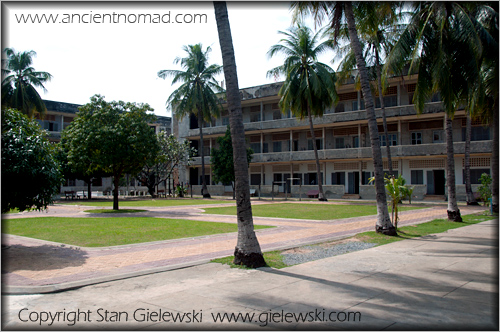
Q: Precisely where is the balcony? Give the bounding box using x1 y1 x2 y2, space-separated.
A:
190 140 493 166
186 103 446 138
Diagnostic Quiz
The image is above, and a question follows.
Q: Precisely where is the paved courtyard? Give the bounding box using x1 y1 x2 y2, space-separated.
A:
2 211 498 330
2 200 487 294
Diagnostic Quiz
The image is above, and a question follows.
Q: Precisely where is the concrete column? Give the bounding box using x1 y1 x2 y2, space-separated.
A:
397 82 401 106
60 115 64 132
260 132 263 154
260 101 264 122
357 91 361 110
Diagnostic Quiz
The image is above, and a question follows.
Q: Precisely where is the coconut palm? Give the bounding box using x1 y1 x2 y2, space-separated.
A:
385 2 489 222
292 1 396 235
267 24 337 201
213 1 266 268
1 48 52 118
158 44 223 198
327 2 407 176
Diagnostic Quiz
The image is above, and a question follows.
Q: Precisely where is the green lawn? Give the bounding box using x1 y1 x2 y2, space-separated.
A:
59 198 233 207
3 217 272 247
212 213 495 269
354 213 496 246
203 203 425 220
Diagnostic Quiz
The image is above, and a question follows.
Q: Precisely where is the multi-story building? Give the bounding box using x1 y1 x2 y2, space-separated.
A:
173 74 493 201
37 100 173 196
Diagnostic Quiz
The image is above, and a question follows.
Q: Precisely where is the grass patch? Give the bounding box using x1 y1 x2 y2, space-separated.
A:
83 209 147 214
211 213 495 269
354 213 496 246
60 199 232 207
3 217 272 247
204 203 424 220
211 250 287 270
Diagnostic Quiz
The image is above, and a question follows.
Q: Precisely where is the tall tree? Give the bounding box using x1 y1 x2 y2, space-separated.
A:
2 108 62 213
214 1 266 267
267 24 337 201
1 48 52 118
328 3 407 176
158 44 223 198
136 132 195 197
62 95 158 210
385 2 488 221
292 1 396 235
211 126 253 199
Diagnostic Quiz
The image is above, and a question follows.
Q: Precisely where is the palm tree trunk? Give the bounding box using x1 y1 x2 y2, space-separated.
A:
445 114 462 221
375 47 393 175
198 109 210 198
87 179 92 200
345 2 395 235
464 112 477 205
214 1 265 268
113 174 120 210
307 107 327 201
492 104 499 213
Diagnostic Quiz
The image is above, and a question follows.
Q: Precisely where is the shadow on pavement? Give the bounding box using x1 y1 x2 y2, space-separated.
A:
1 244 88 273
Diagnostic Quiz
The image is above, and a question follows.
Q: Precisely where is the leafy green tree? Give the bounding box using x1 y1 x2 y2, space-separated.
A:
1 108 62 213
478 173 492 206
158 43 223 198
292 1 396 235
136 132 196 197
214 1 266 268
1 48 52 118
267 24 337 201
56 140 110 200
211 126 253 199
385 2 489 222
62 95 159 210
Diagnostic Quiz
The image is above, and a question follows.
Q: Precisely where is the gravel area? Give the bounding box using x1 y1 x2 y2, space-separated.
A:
282 241 377 266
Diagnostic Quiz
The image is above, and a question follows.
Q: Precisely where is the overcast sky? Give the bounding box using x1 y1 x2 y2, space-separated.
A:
3 2 334 117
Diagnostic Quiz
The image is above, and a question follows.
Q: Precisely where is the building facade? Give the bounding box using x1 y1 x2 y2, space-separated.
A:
38 100 173 196
174 74 493 201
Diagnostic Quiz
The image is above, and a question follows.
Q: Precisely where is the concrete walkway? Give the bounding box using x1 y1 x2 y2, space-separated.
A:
2 202 487 295
2 218 497 330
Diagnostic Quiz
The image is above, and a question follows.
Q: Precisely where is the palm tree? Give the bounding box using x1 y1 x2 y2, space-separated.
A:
213 1 266 268
327 3 407 176
385 2 487 222
267 24 337 201
158 44 223 198
292 1 396 235
1 48 52 118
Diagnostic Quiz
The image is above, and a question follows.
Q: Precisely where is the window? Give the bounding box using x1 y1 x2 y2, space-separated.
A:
273 141 282 153
308 139 323 150
411 170 424 184
43 121 59 132
375 95 397 108
353 136 359 148
380 134 398 146
331 172 346 185
335 137 345 149
65 178 76 186
463 169 490 184
250 143 261 154
462 126 490 141
352 100 365 111
250 113 261 122
335 103 345 113
250 174 261 185
293 140 299 151
273 110 282 120
433 130 444 143
222 116 229 126
362 172 373 185
263 143 269 153
411 132 422 145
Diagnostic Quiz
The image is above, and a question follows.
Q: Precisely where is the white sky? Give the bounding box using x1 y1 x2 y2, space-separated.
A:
3 2 334 117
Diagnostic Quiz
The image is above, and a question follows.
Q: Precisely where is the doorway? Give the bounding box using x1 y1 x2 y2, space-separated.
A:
348 172 360 194
427 170 445 195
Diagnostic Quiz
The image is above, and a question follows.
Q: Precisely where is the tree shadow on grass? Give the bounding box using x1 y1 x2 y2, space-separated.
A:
1 244 88 273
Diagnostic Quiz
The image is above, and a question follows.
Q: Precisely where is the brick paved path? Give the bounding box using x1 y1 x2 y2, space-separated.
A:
2 201 486 291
